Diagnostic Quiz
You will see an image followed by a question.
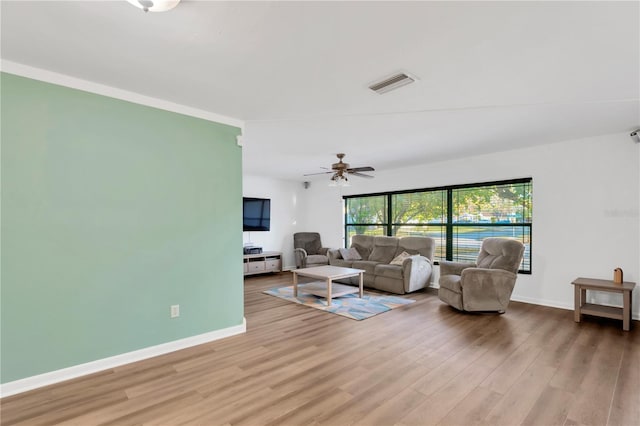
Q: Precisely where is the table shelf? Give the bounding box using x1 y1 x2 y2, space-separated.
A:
579 303 623 320
298 281 360 298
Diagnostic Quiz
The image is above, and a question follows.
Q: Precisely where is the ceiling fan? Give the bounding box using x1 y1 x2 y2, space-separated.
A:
304 153 375 183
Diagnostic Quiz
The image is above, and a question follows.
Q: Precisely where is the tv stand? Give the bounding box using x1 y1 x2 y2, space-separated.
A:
243 251 282 276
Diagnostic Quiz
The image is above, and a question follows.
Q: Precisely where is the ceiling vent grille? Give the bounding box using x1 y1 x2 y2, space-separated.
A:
369 73 416 94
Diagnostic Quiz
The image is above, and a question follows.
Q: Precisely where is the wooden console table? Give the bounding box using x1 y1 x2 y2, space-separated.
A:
243 251 282 276
571 277 636 331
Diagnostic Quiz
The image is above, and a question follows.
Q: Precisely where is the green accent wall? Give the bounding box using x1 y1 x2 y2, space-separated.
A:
0 73 244 383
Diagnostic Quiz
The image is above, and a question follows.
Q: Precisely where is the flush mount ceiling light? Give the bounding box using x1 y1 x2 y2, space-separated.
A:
368 72 417 94
126 0 180 12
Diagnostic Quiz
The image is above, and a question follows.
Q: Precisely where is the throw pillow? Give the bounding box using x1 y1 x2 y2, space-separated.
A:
390 251 411 266
339 247 362 261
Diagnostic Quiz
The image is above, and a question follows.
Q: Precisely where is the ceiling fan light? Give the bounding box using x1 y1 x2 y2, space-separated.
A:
126 0 180 12
329 173 350 187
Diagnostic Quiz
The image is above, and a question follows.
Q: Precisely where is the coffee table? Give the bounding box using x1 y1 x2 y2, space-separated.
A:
292 265 365 306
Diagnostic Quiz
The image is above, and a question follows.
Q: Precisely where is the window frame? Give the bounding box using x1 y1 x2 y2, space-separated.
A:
343 178 532 274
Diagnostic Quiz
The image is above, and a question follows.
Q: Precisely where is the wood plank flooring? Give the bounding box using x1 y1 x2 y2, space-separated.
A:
2 272 639 425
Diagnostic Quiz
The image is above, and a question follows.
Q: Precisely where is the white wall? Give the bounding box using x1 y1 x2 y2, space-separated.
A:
298 132 640 318
243 175 305 270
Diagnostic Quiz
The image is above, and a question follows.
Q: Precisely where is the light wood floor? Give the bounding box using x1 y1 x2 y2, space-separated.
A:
2 272 639 425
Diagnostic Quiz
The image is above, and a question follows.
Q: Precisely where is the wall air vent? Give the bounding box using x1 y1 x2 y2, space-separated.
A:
368 72 416 94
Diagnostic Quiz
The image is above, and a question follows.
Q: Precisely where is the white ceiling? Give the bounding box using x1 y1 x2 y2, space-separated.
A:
2 1 639 180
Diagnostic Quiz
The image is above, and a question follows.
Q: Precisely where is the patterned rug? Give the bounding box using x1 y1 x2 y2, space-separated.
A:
263 285 415 320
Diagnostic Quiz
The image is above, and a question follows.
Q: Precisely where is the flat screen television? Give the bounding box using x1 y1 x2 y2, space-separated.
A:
243 197 271 231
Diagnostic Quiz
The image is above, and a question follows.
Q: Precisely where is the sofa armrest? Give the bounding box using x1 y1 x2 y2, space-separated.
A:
460 268 517 311
318 247 329 256
439 260 476 277
294 248 307 269
402 255 433 293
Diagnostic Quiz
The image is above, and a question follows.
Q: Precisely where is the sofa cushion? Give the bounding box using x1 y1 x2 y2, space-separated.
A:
351 260 380 276
397 236 435 259
297 237 321 255
390 251 411 266
331 259 354 268
351 235 374 260
369 236 398 263
374 264 404 280
439 274 462 294
340 247 362 261
476 238 524 273
305 254 329 265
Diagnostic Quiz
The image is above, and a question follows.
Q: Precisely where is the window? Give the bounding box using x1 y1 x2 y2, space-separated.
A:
391 191 447 260
450 182 532 271
343 178 532 273
345 195 387 243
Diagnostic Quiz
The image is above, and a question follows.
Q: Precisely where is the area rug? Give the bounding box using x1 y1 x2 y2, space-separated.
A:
263 285 415 320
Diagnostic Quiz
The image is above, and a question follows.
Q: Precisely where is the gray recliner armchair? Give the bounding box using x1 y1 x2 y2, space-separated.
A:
438 238 525 313
293 232 330 269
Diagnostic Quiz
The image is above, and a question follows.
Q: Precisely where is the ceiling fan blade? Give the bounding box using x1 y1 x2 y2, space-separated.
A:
347 166 375 172
350 172 375 178
303 171 334 176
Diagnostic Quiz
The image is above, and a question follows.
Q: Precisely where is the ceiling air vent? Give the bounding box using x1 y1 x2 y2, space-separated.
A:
368 72 416 94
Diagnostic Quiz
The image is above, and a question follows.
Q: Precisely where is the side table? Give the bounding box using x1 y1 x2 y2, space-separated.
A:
571 277 636 331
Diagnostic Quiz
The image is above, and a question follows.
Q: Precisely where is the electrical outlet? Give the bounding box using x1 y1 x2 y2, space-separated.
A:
170 305 180 318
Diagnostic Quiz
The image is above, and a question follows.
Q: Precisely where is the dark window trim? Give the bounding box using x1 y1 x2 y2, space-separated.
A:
343 177 532 274
342 177 533 200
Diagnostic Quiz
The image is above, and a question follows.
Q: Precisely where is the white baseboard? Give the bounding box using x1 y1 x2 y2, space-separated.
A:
509 295 573 312
0 318 246 398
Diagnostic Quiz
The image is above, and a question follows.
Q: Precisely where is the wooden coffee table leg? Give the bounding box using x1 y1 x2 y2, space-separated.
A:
293 272 298 297
326 278 332 306
632 291 635 329
623 290 631 331
359 272 364 298
574 284 581 323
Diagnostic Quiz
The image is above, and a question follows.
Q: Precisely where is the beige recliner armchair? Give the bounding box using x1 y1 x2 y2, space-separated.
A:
438 238 525 313
293 232 330 269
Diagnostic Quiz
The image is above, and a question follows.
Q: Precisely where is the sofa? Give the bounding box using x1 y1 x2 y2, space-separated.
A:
327 235 435 294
